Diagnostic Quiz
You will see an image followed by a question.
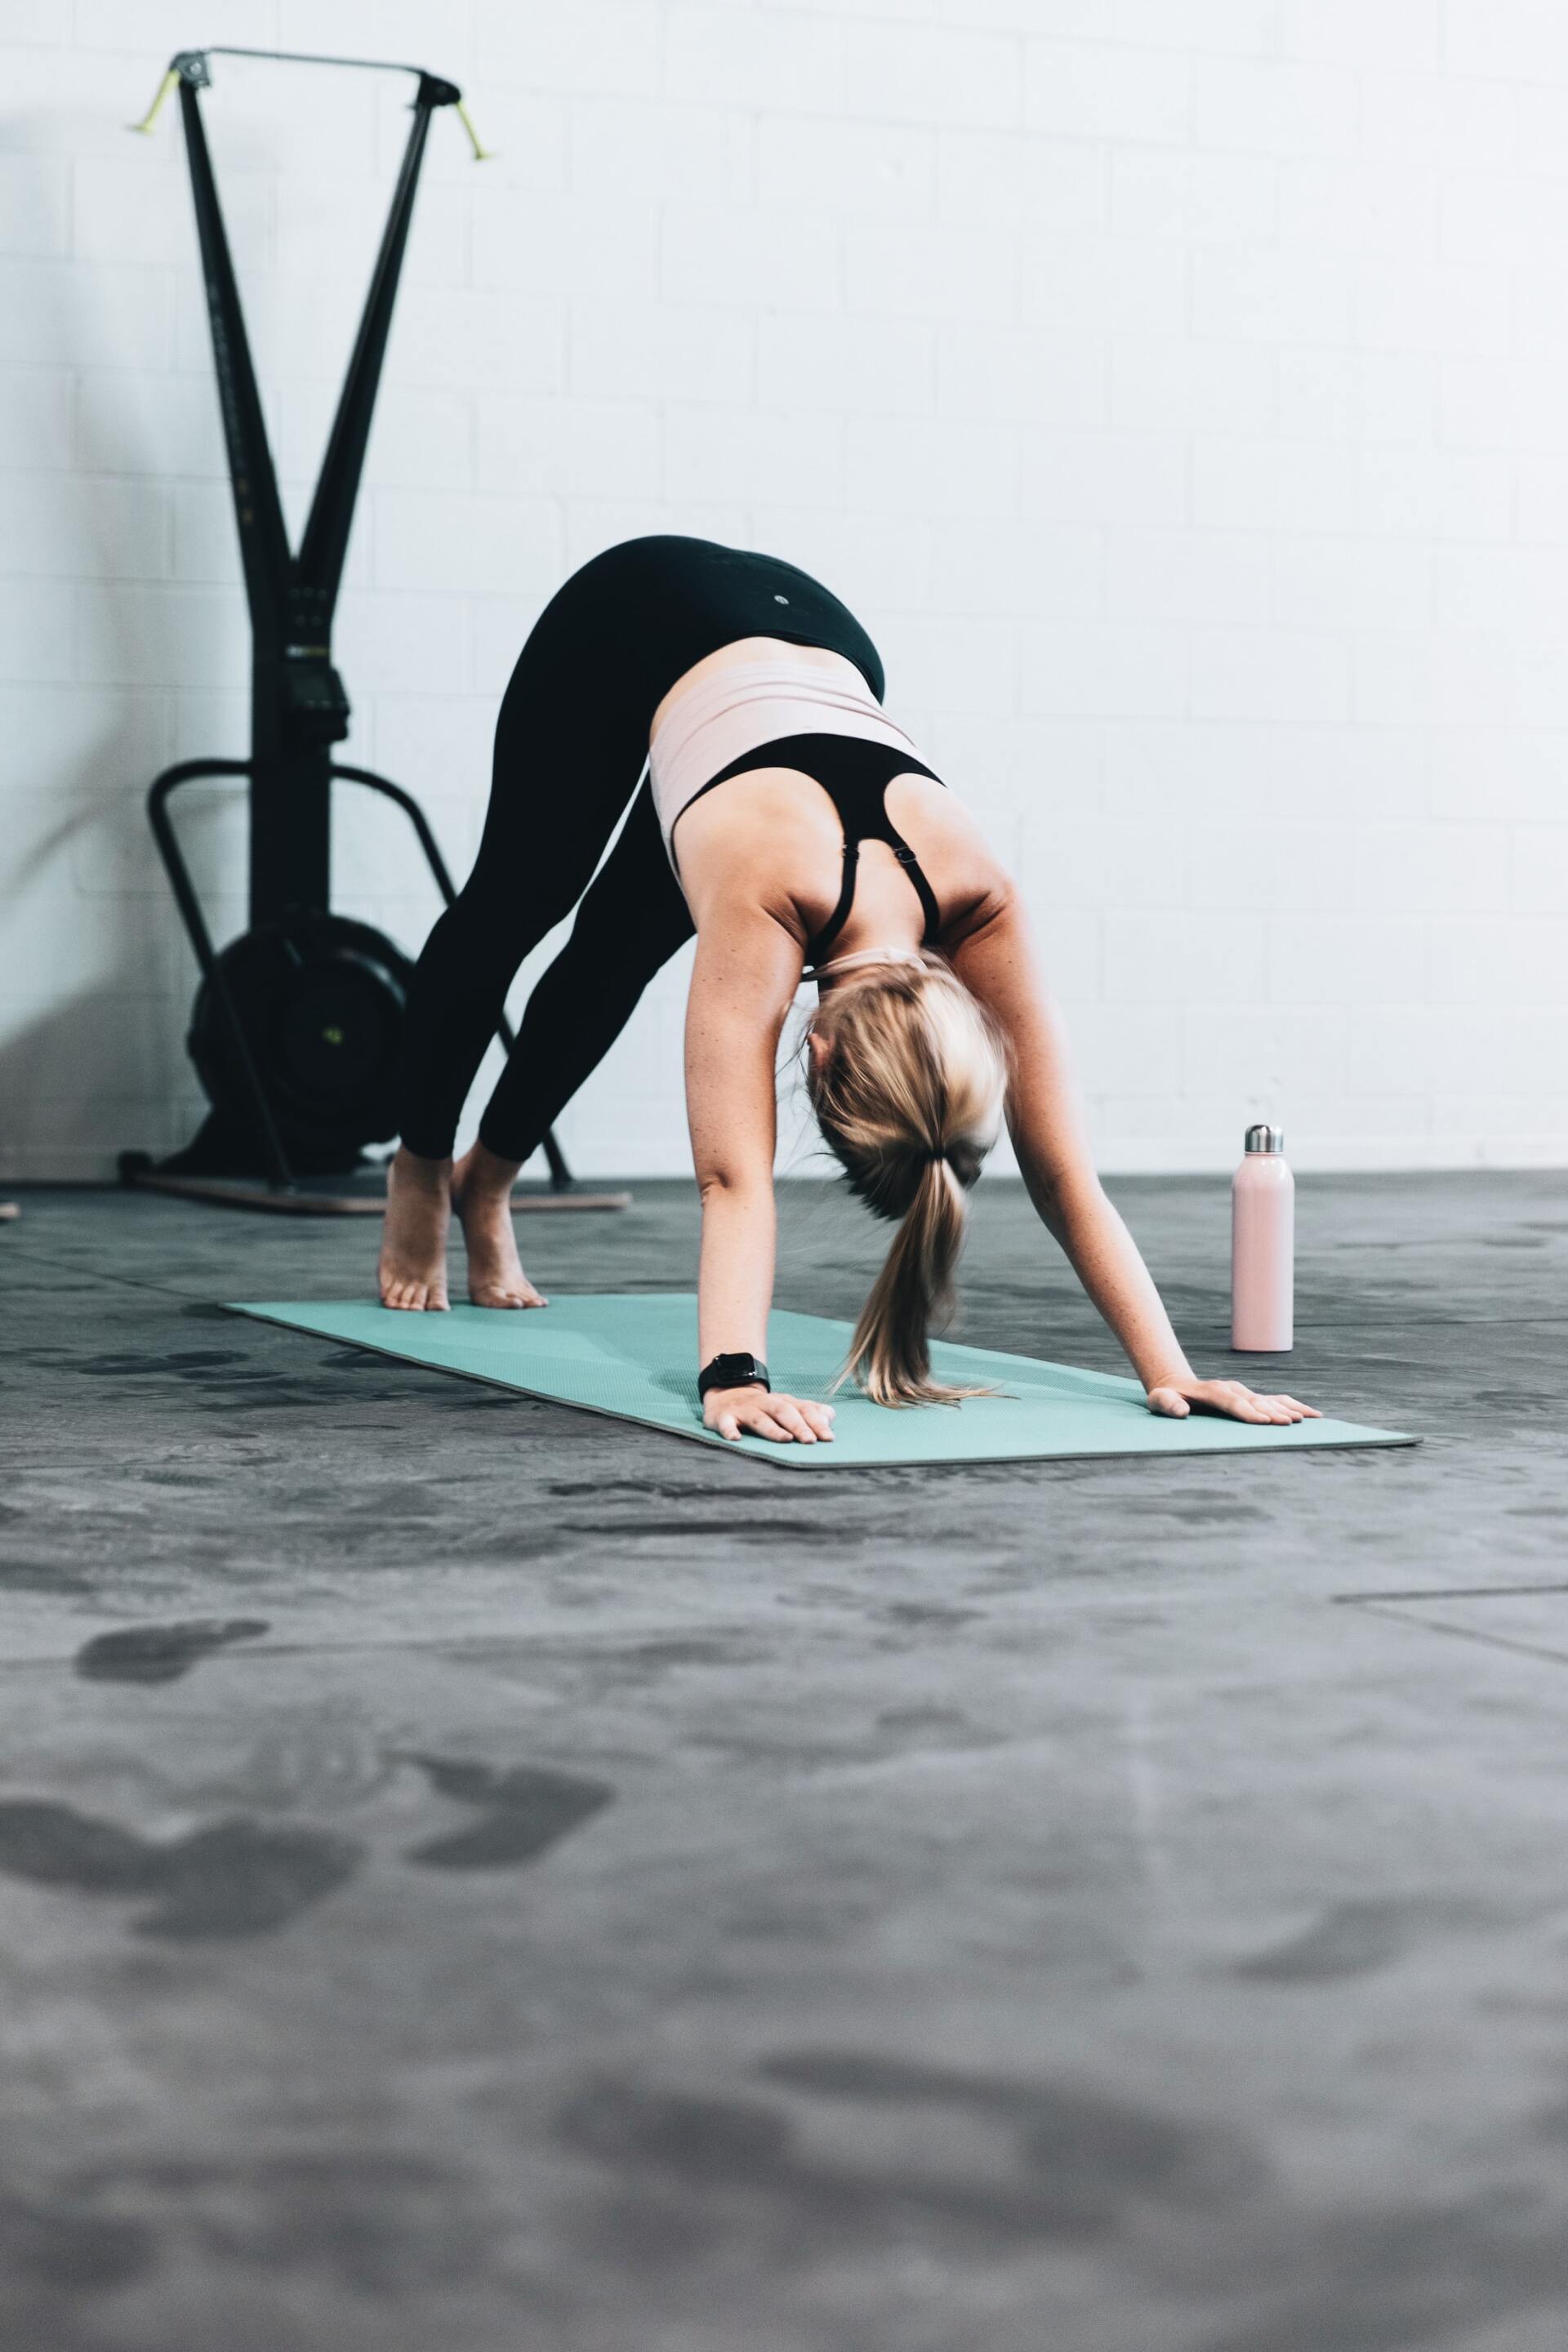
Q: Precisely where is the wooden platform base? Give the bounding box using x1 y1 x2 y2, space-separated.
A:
122 1171 632 1218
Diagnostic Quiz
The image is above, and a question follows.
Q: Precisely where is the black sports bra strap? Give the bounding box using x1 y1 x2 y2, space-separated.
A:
810 838 860 965
884 825 942 944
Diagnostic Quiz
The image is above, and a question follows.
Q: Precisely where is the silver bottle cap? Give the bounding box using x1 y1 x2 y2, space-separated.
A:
1245 1122 1284 1155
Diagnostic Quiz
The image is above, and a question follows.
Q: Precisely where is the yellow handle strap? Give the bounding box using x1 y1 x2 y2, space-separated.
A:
454 99 492 161
127 65 179 136
127 62 491 159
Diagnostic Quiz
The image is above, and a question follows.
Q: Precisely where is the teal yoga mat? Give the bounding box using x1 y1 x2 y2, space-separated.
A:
228 1294 1415 1468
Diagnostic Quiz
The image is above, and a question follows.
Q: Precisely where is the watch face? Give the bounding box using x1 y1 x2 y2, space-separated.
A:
701 1353 768 1396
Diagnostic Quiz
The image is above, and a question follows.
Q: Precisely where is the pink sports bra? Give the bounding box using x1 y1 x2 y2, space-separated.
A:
648 660 924 859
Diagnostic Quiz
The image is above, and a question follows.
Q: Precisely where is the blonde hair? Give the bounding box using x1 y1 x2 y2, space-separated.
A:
805 955 1008 1407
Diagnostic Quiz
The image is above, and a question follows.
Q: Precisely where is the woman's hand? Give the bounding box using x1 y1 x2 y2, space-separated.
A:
1146 1374 1321 1426
703 1387 836 1445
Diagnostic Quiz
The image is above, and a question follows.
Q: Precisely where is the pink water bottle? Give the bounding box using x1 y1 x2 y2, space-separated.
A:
1232 1122 1293 1352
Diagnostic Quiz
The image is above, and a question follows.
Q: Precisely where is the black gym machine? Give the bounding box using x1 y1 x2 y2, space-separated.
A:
118 48 627 1216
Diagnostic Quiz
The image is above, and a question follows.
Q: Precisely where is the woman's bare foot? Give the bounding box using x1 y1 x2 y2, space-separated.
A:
452 1141 547 1308
378 1145 452 1310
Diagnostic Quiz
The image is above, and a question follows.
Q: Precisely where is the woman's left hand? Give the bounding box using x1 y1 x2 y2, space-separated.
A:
1146 1375 1321 1426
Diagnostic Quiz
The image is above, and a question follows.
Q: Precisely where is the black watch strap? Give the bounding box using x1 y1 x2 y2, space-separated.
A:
698 1352 769 1400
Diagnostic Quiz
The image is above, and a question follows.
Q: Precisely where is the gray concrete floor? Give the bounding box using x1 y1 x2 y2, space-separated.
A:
2 1168 1566 2352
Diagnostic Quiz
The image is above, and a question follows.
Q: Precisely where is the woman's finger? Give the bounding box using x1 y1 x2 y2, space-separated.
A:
772 1392 835 1440
745 1409 794 1443
1174 1382 1325 1428
764 1400 812 1442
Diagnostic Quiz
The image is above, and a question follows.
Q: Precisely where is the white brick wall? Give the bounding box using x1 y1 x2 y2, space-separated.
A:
3 0 1568 1180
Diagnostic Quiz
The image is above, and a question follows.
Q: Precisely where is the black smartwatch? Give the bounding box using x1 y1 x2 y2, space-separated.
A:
698 1352 769 1400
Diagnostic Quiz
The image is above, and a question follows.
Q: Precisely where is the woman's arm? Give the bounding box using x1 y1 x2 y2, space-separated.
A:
684 904 836 1444
951 894 1318 1426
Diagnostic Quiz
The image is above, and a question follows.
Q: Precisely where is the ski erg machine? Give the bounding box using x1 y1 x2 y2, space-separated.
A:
119 48 627 1216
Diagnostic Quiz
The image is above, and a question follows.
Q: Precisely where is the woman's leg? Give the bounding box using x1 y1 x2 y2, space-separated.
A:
395 687 653 1159
450 782 695 1306
381 565 659 1307
479 781 693 1163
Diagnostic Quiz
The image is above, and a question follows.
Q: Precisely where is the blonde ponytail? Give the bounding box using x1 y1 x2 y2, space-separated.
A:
805 956 1008 1406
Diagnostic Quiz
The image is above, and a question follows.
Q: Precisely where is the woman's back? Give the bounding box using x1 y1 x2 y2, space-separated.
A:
655 637 1009 968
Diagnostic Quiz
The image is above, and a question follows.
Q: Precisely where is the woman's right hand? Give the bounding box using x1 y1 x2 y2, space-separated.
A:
702 1387 836 1445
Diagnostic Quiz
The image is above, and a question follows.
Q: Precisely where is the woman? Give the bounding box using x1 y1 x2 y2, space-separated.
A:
380 534 1317 1446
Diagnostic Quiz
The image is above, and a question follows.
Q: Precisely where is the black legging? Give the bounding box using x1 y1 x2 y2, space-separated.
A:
395 535 884 1165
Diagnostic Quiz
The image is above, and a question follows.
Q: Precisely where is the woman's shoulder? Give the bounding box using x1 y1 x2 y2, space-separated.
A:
678 772 831 925
889 768 1011 875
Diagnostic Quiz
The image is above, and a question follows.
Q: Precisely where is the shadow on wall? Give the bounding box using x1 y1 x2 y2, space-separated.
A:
0 172 254 1178
0 88 483 1180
